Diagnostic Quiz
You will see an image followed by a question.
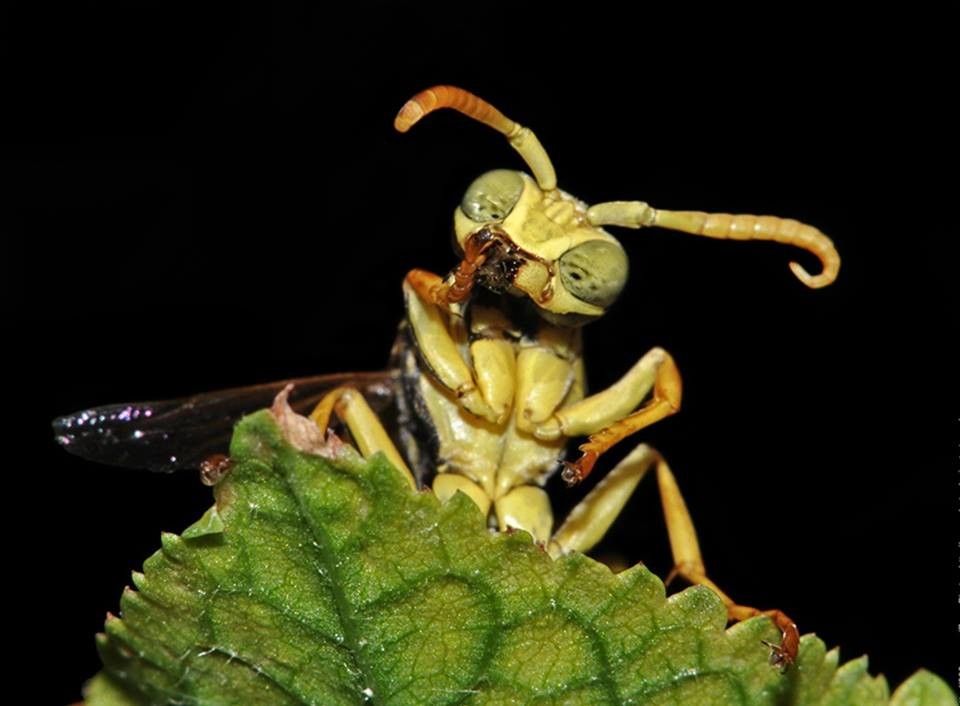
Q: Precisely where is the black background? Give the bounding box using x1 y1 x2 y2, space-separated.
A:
4 4 956 704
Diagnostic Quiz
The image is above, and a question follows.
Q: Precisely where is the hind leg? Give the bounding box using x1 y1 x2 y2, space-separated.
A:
550 443 799 668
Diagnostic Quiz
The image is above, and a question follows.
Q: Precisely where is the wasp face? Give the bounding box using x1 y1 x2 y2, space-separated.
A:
454 170 629 326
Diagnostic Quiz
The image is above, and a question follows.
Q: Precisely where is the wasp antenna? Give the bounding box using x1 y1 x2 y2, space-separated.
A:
587 202 840 289
395 85 557 191
394 85 515 135
654 210 840 289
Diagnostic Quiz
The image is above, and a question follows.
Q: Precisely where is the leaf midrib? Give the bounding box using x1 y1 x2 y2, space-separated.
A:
276 458 372 705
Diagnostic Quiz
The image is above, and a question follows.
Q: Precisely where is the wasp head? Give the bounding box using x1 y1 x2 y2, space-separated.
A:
454 169 628 326
396 85 839 325
395 86 632 327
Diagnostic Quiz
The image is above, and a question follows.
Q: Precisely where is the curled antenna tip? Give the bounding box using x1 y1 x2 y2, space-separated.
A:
394 100 424 133
789 261 837 289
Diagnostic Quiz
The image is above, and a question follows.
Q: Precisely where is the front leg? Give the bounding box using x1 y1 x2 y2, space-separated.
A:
534 347 682 484
403 270 501 423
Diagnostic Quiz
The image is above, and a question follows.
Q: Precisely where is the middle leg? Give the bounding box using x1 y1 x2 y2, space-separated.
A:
534 346 682 484
309 386 416 489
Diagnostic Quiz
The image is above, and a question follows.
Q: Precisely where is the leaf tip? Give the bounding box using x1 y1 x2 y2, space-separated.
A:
891 669 958 706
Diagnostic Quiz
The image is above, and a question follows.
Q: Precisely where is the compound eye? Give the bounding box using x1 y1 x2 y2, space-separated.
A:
558 240 629 309
461 169 524 222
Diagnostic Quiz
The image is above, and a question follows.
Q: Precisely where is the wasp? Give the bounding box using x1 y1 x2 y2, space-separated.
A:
54 85 839 669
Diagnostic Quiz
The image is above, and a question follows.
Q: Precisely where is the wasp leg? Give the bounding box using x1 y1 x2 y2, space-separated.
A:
654 455 800 670
491 340 579 505
514 345 574 433
468 305 519 425
309 386 415 489
433 474 492 518
403 272 501 423
549 444 799 668
494 485 554 546
549 443 659 557
534 347 681 484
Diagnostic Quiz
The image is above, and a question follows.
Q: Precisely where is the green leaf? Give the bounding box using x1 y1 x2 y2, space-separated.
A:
86 411 956 706
890 671 957 706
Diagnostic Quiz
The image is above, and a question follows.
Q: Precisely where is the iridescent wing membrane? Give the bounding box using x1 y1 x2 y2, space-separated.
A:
52 371 401 473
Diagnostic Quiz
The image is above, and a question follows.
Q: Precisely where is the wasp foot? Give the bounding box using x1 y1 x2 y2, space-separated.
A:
561 450 599 486
760 609 799 672
199 454 233 486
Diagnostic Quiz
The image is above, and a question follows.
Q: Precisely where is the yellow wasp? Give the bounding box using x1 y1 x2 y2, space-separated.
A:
54 85 839 668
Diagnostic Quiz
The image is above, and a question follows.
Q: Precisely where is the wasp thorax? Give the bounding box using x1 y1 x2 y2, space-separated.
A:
558 240 629 308
460 169 524 222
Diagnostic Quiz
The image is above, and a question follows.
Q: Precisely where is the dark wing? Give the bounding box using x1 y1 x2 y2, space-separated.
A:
52 370 401 472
